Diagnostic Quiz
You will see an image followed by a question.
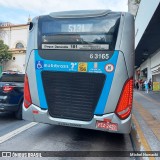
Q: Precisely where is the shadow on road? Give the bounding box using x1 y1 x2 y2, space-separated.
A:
0 112 16 121
32 124 131 151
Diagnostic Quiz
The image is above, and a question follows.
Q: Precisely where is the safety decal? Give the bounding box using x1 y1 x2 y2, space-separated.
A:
88 62 103 73
36 61 44 70
78 63 88 72
105 64 114 73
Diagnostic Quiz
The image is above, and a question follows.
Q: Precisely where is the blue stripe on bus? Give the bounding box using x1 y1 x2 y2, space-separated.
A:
35 50 48 109
94 51 118 114
34 50 119 113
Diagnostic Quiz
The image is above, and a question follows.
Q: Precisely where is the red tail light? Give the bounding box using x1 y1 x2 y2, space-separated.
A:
115 78 133 120
24 74 32 108
3 86 14 92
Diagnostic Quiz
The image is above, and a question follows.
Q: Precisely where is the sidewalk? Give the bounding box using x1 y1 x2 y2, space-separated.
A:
135 89 160 104
131 90 160 159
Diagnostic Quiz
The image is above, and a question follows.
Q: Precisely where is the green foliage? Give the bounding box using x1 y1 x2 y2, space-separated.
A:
0 40 12 63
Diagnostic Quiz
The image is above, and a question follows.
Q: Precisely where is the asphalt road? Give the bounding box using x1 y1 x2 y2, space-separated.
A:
1 90 160 160
0 112 134 160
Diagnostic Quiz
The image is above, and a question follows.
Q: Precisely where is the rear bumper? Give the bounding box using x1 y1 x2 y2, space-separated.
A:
0 103 19 112
23 104 132 134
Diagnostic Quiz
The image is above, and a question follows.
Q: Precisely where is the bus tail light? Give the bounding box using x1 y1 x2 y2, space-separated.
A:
24 74 32 108
115 78 133 120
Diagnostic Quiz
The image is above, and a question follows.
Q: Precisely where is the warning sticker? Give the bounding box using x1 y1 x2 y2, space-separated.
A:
105 64 114 73
78 63 88 72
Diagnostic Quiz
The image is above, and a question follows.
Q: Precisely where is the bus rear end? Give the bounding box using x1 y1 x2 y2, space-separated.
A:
23 10 134 134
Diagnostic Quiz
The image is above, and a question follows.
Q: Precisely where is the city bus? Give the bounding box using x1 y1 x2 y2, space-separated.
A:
23 10 134 134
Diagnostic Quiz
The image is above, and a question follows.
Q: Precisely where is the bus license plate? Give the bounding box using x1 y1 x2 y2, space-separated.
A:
96 121 118 131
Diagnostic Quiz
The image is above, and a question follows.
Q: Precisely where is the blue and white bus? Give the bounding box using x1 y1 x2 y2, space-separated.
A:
23 10 134 134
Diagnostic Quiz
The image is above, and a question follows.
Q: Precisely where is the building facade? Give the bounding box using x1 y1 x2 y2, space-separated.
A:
140 50 160 91
129 0 160 91
0 23 29 73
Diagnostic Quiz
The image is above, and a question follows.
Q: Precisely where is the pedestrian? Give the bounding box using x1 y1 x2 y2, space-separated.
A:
144 80 149 93
136 80 139 90
139 79 143 91
148 79 152 90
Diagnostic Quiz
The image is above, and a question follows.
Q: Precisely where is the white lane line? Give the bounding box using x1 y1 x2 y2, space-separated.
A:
0 122 38 144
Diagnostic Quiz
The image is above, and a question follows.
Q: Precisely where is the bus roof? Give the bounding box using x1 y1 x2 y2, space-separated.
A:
49 10 112 18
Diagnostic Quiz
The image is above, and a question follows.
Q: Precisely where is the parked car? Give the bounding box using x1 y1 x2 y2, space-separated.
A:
0 72 24 119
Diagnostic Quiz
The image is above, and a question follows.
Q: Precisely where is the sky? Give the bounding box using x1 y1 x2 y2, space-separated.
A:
0 0 128 24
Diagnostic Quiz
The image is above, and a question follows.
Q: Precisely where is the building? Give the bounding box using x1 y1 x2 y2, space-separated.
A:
129 0 160 91
128 0 139 16
0 22 29 73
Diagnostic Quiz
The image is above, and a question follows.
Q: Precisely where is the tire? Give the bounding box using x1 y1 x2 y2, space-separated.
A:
15 101 23 120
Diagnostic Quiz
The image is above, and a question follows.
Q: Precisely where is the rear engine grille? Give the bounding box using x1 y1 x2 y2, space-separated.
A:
42 71 106 121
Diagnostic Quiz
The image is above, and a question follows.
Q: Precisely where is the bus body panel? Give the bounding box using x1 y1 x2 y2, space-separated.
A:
23 104 131 134
23 49 132 133
25 17 40 106
115 13 124 51
49 10 111 18
26 51 40 107
32 50 119 114
105 13 135 114
104 51 128 113
118 13 135 78
25 17 38 66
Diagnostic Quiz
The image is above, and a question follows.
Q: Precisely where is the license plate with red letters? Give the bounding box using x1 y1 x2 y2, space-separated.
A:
96 121 118 131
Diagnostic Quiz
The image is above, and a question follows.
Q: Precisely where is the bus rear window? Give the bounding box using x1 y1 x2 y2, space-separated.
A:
38 13 120 50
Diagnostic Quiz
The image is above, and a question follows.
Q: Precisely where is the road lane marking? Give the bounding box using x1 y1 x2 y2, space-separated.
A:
132 115 155 160
136 91 160 106
0 122 37 144
133 100 160 141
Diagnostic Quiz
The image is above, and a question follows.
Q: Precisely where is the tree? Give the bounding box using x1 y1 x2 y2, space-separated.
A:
0 40 12 63
0 26 4 39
